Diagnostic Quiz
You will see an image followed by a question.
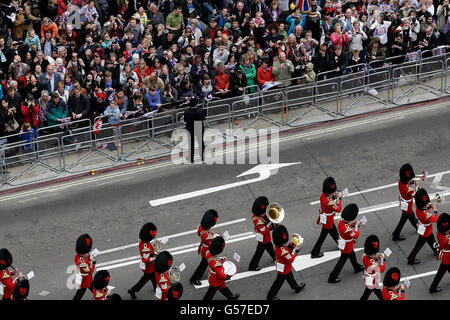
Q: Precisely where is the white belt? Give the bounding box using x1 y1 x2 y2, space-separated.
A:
400 196 412 203
418 221 431 227
322 211 338 216
80 273 89 276
339 237 353 242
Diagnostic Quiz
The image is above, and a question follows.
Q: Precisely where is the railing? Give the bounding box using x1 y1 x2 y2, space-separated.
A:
1 52 449 187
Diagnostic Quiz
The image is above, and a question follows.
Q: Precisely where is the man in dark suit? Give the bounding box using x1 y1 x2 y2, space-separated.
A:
183 97 206 163
39 64 62 93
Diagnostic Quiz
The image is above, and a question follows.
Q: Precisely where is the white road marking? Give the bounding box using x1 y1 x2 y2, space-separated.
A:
1 102 447 202
333 191 450 220
149 163 301 206
39 290 50 296
310 170 450 205
97 232 256 271
194 248 363 289
377 270 439 287
97 218 247 256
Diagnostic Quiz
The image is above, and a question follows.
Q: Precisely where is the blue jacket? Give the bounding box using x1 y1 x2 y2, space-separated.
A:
145 90 161 111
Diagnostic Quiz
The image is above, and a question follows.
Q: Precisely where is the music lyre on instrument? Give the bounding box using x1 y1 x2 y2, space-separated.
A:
266 203 285 224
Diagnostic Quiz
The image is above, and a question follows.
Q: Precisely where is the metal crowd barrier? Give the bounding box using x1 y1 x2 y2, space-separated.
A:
1 54 450 187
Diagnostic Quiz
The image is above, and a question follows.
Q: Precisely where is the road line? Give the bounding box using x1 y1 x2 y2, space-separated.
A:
97 232 256 271
1 102 447 202
377 270 439 287
193 248 363 289
310 170 450 205
334 191 450 220
97 218 247 256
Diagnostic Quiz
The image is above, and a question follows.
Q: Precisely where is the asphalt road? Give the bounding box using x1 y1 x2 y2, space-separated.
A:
1 101 449 300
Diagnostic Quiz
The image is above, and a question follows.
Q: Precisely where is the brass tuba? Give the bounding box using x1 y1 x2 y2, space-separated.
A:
167 266 181 283
266 203 285 224
291 233 304 249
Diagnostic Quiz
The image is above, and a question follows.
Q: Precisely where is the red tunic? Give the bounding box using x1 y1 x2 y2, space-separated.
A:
317 193 342 230
74 254 95 289
437 232 450 265
338 220 360 254
382 286 405 300
155 271 171 300
275 245 297 275
362 254 385 287
1 269 17 299
93 288 108 300
206 251 228 289
416 208 438 238
197 226 216 259
398 181 415 214
252 214 272 244
138 241 156 274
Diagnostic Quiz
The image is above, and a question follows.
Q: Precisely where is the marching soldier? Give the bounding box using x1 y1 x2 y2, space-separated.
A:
168 282 184 300
128 222 158 299
266 225 305 300
73 234 96 300
154 251 174 300
248 196 276 271
92 270 111 300
311 177 341 258
12 279 30 300
0 248 22 300
392 163 419 241
203 236 240 300
360 235 386 300
382 267 405 300
190 209 218 286
429 212 450 293
328 203 364 283
407 188 439 265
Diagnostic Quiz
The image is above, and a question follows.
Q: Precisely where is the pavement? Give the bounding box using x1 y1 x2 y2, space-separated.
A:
0 99 449 300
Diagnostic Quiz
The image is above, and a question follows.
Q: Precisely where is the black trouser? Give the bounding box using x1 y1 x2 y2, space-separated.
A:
72 283 93 300
203 286 234 300
188 128 205 163
266 272 300 300
311 224 339 256
189 257 208 283
329 251 361 280
248 242 276 270
392 211 418 237
430 263 450 290
407 233 438 262
360 287 383 300
129 272 157 293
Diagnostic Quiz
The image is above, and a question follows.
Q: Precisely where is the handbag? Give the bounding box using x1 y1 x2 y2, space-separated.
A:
5 116 19 133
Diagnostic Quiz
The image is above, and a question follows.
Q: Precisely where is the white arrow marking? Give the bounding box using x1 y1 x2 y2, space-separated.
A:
149 163 301 206
193 248 363 289
310 169 450 205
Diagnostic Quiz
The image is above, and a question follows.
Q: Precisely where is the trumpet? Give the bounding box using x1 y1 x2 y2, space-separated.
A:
413 171 428 182
266 203 285 224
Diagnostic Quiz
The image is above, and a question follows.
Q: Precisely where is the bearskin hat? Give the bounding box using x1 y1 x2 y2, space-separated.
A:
201 209 218 230
252 196 269 216
364 235 380 255
139 222 157 243
341 203 359 222
322 177 337 194
168 282 184 300
75 234 93 254
437 212 450 235
93 270 110 289
209 236 226 256
12 279 29 300
399 163 415 184
154 251 173 274
415 188 430 209
383 267 401 287
272 224 289 247
0 248 13 270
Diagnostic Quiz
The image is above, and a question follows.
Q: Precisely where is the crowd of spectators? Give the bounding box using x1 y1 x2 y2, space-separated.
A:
0 0 449 143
